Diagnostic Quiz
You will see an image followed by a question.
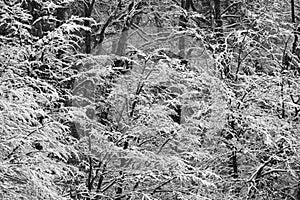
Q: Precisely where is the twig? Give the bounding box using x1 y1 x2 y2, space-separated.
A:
4 127 42 161
221 2 241 16
87 156 93 191
151 177 176 195
101 179 117 193
247 157 273 183
101 174 124 193
260 168 288 177
157 138 171 154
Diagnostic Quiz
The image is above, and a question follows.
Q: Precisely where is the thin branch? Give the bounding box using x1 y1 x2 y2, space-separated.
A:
4 127 43 161
87 156 93 191
235 30 249 80
96 162 107 192
221 2 241 16
157 138 171 154
94 0 122 47
247 157 274 182
261 168 289 177
91 153 108 187
101 174 124 193
151 177 176 195
101 179 118 193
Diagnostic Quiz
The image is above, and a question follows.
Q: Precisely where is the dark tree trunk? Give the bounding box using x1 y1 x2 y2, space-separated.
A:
291 0 295 23
214 0 223 40
291 0 298 55
178 0 195 57
84 0 95 54
231 149 238 178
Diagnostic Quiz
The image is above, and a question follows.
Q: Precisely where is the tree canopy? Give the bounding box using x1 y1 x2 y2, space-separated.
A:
1 0 300 199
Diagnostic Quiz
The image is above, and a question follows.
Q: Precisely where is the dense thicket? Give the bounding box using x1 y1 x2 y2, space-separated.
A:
1 0 300 200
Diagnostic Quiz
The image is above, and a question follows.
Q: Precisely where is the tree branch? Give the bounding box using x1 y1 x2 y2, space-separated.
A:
151 177 176 195
221 2 241 16
94 0 122 48
247 157 274 182
4 127 43 161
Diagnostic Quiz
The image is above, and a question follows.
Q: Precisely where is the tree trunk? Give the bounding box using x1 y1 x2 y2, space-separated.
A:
178 0 194 57
291 0 298 54
179 0 187 57
115 26 129 56
84 0 95 54
214 0 223 40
